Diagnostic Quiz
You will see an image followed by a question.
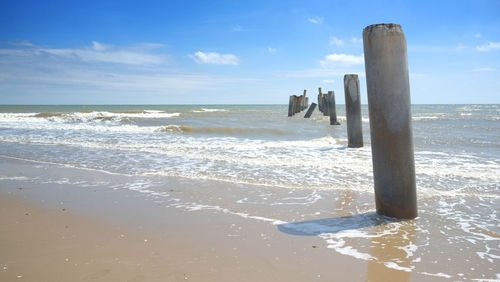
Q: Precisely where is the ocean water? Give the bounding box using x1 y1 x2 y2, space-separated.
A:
0 104 499 279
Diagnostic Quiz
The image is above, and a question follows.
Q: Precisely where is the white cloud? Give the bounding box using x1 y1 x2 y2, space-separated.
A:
14 41 168 65
472 67 497 72
308 17 322 24
320 53 364 67
91 41 108 51
351 37 363 44
268 47 277 53
0 44 255 99
329 37 344 47
276 68 365 79
232 25 243 32
476 42 500 51
190 51 240 65
322 79 335 83
474 33 481 38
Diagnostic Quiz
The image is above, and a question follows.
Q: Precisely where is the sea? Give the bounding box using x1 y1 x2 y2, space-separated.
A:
0 104 498 279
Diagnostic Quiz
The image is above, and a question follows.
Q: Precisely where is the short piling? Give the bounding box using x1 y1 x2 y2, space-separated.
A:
363 23 417 219
293 95 300 114
327 91 340 125
344 74 363 147
288 95 294 117
304 103 317 118
318 88 323 114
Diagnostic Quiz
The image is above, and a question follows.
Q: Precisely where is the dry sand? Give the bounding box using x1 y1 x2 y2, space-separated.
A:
0 156 434 281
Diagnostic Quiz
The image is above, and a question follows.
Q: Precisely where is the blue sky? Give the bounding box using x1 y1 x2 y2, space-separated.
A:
0 0 499 104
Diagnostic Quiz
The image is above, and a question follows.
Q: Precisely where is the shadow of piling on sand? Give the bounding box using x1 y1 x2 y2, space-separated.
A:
277 212 401 236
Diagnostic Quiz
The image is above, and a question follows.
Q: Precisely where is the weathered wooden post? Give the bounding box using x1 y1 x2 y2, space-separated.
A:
328 91 340 125
363 23 417 219
321 95 328 116
344 74 363 147
293 95 299 114
302 90 307 111
288 95 295 117
318 88 323 114
304 103 317 118
297 95 303 113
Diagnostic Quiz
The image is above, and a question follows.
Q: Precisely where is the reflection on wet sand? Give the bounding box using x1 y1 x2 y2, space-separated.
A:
366 220 416 282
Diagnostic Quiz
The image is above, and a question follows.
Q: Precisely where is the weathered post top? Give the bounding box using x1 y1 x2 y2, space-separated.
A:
363 23 417 219
363 23 402 34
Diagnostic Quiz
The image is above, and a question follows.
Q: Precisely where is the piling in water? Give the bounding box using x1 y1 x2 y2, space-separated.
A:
302 90 307 111
293 95 300 114
304 103 317 118
327 91 340 125
344 74 363 147
363 23 417 219
288 95 295 117
318 88 324 114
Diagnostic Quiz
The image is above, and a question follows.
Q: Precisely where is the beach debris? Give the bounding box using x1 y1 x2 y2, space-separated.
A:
344 74 363 148
363 23 417 219
312 245 319 248
303 103 317 118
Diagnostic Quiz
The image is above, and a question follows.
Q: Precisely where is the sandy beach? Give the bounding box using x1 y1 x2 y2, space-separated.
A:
0 156 434 282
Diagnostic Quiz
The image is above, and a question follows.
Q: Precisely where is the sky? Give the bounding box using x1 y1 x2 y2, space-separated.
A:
0 0 499 104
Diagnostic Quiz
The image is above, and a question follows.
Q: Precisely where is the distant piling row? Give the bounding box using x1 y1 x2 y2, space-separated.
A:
288 90 309 116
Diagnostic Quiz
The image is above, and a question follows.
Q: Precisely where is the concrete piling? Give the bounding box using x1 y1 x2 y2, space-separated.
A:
318 88 324 114
302 90 307 111
363 23 417 219
304 103 317 118
344 74 363 147
288 95 295 117
327 91 340 125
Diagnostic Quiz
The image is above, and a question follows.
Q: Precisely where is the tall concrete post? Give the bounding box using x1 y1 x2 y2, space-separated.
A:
363 23 417 219
344 74 363 148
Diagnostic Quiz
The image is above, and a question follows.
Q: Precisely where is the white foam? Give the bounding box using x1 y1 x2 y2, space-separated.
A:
384 262 413 272
420 272 452 278
413 116 440 121
193 108 228 113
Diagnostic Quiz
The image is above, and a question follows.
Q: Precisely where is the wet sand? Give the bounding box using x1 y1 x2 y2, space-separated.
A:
0 156 470 281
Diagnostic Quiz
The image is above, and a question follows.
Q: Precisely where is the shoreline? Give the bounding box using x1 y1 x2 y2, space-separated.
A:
0 156 374 282
0 155 495 281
